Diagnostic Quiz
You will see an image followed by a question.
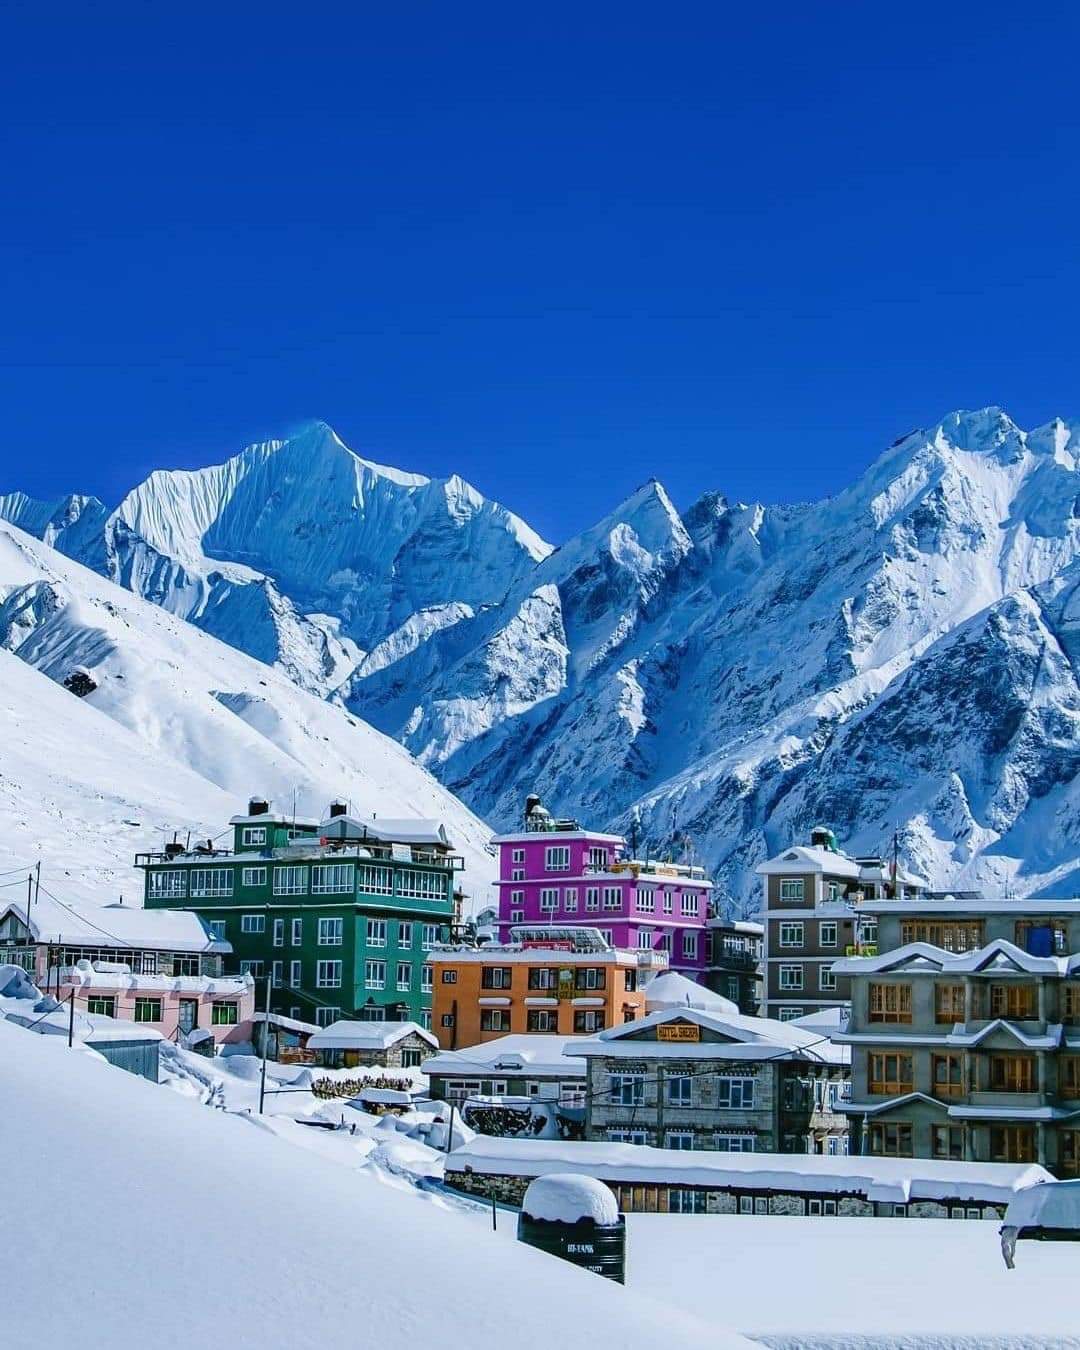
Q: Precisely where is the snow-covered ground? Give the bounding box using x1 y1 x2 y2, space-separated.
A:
0 518 498 908
0 1017 753 1350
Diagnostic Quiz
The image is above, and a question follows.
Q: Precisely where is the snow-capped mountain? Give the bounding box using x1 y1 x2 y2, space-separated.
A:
0 518 498 905
11 407 1080 911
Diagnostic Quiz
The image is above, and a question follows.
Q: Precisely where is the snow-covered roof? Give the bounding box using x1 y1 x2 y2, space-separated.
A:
788 1006 849 1033
307 1020 438 1051
66 966 252 997
860 899 1080 915
228 811 319 827
644 971 738 1015
3 1005 163 1044
319 814 453 848
832 938 1080 980
1 896 230 953
251 1011 320 1034
424 1034 589 1079
708 919 763 935
756 846 863 879
446 1137 1050 1204
571 1005 848 1064
1004 1179 1080 1232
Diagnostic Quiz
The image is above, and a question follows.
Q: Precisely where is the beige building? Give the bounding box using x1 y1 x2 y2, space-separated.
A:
757 827 925 1021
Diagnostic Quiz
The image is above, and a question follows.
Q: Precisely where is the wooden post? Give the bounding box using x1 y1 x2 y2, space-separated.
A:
258 974 272 1114
68 989 75 1048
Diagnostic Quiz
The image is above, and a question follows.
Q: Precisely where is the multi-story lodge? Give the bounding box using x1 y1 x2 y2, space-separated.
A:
705 919 763 1014
492 796 712 980
758 827 926 1021
572 1002 850 1155
834 898 1080 1177
429 925 666 1049
137 797 461 1029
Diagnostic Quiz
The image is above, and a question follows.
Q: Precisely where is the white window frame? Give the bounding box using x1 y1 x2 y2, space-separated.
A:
779 922 804 948
240 914 266 934
539 888 559 912
545 845 570 872
585 887 600 911
636 887 655 912
365 959 386 990
819 965 838 991
273 866 308 897
396 962 412 991
311 862 354 895
358 864 394 895
680 892 699 917
666 1074 693 1106
272 917 284 947
318 917 344 946
241 866 267 887
421 963 432 993
779 879 805 902
779 964 804 990
512 848 525 863
563 887 578 912
820 922 838 947
367 919 387 948
716 1077 755 1110
148 870 187 900
241 826 267 847
603 886 621 910
611 1073 645 1106
316 960 342 989
289 960 302 988
190 868 233 899
291 917 302 946
398 922 413 948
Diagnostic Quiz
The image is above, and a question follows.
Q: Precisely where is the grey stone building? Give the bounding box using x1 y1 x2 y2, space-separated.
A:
571 1005 849 1155
834 898 1080 1176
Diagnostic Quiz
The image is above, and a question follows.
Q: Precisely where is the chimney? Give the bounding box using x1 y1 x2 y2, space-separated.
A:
524 794 542 824
329 800 348 819
248 797 269 817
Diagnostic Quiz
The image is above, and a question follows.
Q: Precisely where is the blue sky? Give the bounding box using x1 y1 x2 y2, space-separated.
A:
2 2 1079 542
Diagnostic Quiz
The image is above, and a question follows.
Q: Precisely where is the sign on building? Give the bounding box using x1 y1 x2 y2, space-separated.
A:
657 1023 700 1042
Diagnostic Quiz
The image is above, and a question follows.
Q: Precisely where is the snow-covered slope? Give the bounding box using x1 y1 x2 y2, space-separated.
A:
13 407 1080 910
0 519 497 905
0 1018 751 1350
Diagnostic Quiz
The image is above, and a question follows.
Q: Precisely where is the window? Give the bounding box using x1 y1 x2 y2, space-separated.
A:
575 967 606 990
1061 1130 1080 1177
527 1009 558 1032
273 866 307 897
682 931 698 960
148 870 186 900
624 969 638 992
272 917 284 947
636 887 655 912
481 966 513 990
240 914 266 934
545 846 570 872
899 919 983 953
869 1052 913 1095
666 1132 694 1150
211 1001 238 1025
668 1189 707 1214
932 1125 964 1161
716 1077 755 1109
589 846 608 869
239 959 264 977
317 960 343 989
481 1008 511 1032
539 888 559 912
666 1074 693 1106
779 879 804 902
819 922 837 947
819 966 837 992
777 1007 804 1021
291 917 302 945
869 1122 913 1157
611 1073 645 1106
990 1125 1035 1163
714 1134 756 1153
1061 1056 1080 1098
422 925 439 950
134 997 162 1023
869 983 912 1023
989 1054 1035 1093
398 922 413 948
441 1013 455 1029
421 964 432 992
311 863 354 895
396 962 412 991
315 1007 339 1028
932 1053 964 1098
779 922 804 947
603 887 621 910
289 960 301 988
511 868 525 882
528 967 558 991
608 1129 647 1145
357 864 394 895
242 866 267 887
396 870 448 900
442 969 457 985
271 960 283 988
935 983 965 1024
779 964 804 990
207 919 227 939
191 868 233 898
1015 920 1068 955
726 976 739 1003
585 888 600 911
87 995 115 1016
241 826 267 846
363 960 385 989
512 848 525 864
367 919 387 948
638 930 654 950
573 1010 605 1032
680 892 699 917
989 984 1037 1020
563 888 578 912
318 917 344 946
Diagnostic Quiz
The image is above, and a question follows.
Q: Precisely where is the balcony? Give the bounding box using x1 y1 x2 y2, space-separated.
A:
965 1091 1046 1112
712 949 759 971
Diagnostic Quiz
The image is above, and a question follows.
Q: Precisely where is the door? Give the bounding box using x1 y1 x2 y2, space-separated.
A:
178 999 198 1035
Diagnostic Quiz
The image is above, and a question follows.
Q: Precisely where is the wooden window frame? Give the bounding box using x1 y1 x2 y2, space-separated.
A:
868 983 912 1024
868 1052 913 1096
931 1052 965 1098
869 1121 913 1157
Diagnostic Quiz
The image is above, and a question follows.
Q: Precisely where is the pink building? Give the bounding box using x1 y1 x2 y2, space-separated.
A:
0 894 256 1048
491 796 713 980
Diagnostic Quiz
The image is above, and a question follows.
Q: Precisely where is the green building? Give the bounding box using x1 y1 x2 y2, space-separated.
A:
137 797 462 1029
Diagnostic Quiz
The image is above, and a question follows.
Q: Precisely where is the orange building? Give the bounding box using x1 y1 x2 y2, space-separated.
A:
430 926 667 1049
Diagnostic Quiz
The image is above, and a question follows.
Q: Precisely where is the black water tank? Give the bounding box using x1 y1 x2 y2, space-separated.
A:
248 797 269 816
517 1175 626 1284
329 800 348 818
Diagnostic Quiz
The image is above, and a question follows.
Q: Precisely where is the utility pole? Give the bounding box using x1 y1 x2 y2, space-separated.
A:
258 974 272 1115
25 872 33 947
67 989 75 1048
445 1101 456 1155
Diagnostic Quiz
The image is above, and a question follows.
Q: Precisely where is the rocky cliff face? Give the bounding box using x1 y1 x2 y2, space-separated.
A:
10 408 1080 910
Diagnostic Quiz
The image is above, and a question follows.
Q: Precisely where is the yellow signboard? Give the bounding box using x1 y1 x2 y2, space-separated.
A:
557 968 575 1000
657 1023 700 1042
